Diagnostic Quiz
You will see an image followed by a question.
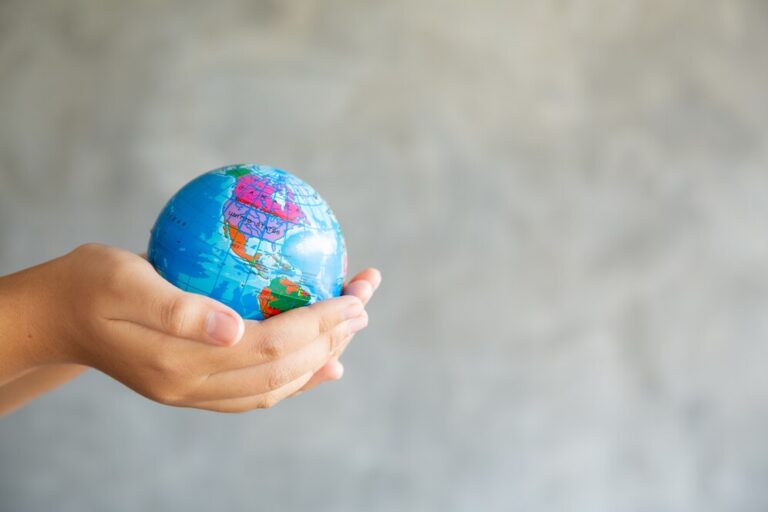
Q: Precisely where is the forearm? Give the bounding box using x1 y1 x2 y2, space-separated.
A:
0 258 86 416
0 260 68 386
0 364 87 417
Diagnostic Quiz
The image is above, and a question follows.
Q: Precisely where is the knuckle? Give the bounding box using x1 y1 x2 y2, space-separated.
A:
150 349 187 384
257 334 284 360
317 310 339 335
261 395 280 409
265 367 289 392
151 349 178 375
149 374 197 406
103 262 134 297
150 385 184 406
327 326 347 354
161 296 193 337
318 297 362 334
71 242 106 259
307 302 333 335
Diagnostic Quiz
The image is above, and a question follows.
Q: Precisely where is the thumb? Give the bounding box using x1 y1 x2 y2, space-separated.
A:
114 260 245 346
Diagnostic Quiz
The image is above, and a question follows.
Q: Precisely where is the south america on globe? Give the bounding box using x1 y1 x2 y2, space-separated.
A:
148 164 347 320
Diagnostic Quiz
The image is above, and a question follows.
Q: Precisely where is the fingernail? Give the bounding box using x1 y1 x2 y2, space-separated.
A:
343 299 364 320
346 315 368 334
206 311 243 346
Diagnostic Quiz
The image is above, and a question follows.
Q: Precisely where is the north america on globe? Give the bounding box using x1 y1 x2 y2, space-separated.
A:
148 163 347 320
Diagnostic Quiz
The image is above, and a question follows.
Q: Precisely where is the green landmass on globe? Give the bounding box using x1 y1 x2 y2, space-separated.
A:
258 277 312 318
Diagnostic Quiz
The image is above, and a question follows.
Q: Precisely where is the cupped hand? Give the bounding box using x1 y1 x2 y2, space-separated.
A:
290 268 382 396
40 244 373 412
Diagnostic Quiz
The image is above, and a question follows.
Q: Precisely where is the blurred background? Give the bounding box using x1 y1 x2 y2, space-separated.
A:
1 0 768 511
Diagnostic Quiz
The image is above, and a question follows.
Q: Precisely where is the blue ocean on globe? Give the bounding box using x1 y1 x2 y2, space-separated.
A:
148 164 347 320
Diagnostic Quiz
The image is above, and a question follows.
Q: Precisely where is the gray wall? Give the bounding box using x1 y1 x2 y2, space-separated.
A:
2 1 768 511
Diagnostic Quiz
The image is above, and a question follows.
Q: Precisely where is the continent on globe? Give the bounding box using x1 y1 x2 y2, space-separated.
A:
258 277 312 318
148 163 346 320
222 168 307 269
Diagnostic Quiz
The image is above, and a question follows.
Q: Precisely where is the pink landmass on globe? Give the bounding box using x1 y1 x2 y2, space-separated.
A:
223 174 307 264
223 199 287 242
233 175 305 223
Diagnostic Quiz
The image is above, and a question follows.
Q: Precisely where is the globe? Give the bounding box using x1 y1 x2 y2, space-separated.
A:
148 163 347 320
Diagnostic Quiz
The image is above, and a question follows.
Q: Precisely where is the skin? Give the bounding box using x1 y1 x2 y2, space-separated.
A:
0 244 381 416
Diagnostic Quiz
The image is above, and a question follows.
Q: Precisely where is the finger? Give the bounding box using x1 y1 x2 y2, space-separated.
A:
293 328 356 396
292 360 344 397
344 280 373 304
348 268 382 291
191 312 368 401
110 259 244 346
189 370 316 413
181 295 365 374
231 295 363 365
344 268 382 303
336 268 379 356
99 320 322 408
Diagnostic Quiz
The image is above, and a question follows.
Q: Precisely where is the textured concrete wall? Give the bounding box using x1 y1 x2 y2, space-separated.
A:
1 1 768 511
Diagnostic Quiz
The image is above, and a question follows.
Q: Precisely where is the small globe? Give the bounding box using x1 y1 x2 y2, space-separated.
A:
148 164 347 320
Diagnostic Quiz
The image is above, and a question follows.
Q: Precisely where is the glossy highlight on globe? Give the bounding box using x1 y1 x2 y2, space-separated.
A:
148 164 347 320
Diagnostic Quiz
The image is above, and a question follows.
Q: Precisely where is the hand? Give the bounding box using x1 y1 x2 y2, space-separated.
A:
291 268 382 396
0 244 371 412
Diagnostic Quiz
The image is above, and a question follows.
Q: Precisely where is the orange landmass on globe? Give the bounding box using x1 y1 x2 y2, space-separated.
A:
227 225 261 265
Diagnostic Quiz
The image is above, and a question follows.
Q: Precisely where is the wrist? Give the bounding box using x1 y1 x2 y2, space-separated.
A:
0 258 74 384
